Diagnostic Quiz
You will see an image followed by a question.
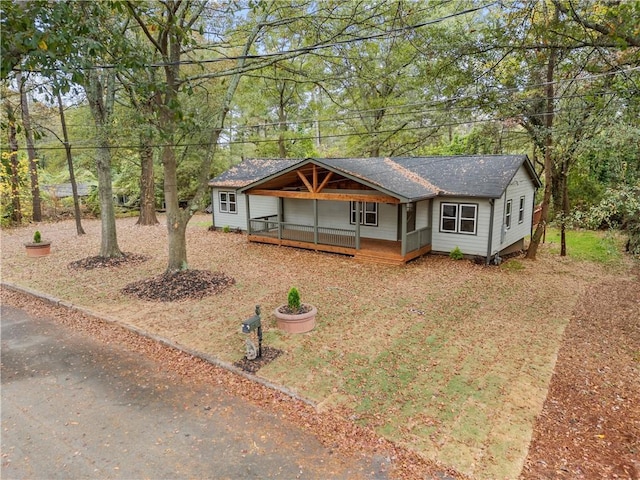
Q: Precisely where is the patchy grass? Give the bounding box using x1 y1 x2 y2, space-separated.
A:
1 214 632 480
544 227 624 264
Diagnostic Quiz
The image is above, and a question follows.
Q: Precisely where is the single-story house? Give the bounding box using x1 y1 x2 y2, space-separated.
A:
208 155 541 265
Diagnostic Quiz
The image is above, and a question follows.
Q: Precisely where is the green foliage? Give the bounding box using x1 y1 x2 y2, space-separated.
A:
222 225 231 233
570 184 640 230
449 246 464 260
500 260 524 271
33 230 41 243
627 218 640 256
84 187 101 217
287 286 301 311
545 228 623 264
0 153 32 226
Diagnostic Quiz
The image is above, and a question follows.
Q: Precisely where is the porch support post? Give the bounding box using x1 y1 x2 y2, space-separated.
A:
401 203 407 256
245 194 251 234
277 196 283 240
355 201 361 250
313 199 319 244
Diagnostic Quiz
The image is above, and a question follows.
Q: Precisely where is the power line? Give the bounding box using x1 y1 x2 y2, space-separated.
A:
13 103 613 153
35 65 639 133
11 3 495 74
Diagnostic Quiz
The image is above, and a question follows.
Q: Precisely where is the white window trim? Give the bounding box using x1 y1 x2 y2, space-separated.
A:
518 195 525 224
440 202 477 235
219 191 237 214
505 199 512 229
350 201 378 227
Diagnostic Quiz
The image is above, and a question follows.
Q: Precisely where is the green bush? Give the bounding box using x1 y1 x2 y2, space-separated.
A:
449 246 464 260
287 287 301 311
33 230 41 243
222 225 231 233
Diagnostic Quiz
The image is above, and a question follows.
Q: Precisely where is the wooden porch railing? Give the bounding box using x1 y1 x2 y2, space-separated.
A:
250 215 279 236
249 217 356 248
406 226 432 253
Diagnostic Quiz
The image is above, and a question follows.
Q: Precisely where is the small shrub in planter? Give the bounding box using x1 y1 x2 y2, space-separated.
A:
274 286 317 333
25 230 51 257
287 286 301 312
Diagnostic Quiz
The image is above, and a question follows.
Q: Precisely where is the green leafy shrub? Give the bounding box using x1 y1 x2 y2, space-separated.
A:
287 287 301 311
222 225 231 233
33 230 41 243
449 246 464 260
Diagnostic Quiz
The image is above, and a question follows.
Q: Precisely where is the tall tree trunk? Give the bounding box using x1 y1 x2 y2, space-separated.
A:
278 102 287 158
162 140 189 271
57 91 85 235
17 72 42 221
527 46 557 260
6 101 22 225
551 162 563 215
158 18 264 272
560 157 570 256
136 133 159 226
86 69 122 258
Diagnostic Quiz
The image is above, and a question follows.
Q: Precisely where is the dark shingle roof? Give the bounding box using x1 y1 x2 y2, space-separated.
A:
393 155 539 198
43 183 93 198
317 157 440 200
208 159 302 188
209 155 540 200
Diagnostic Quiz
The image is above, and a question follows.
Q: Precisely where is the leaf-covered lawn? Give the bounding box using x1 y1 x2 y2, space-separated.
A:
1 214 632 479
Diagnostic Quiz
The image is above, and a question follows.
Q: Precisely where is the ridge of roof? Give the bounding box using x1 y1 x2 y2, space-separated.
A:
382 157 443 195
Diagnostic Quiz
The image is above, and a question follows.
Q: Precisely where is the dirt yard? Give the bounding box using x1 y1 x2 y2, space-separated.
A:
521 267 640 479
1 214 638 479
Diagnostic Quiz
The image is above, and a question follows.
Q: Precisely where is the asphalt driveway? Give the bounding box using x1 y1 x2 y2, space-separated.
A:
1 304 389 479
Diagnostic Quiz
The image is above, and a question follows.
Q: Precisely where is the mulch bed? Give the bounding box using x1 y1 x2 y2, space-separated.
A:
68 253 149 270
521 267 640 480
233 345 284 373
121 269 235 302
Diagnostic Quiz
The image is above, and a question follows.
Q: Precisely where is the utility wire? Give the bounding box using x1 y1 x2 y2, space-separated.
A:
11 3 495 73
15 104 612 153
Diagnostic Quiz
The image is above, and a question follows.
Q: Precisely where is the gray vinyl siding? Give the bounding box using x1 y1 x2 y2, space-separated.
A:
283 196 397 241
431 197 491 256
211 190 278 231
490 166 536 255
248 195 279 220
415 199 430 230
212 189 245 230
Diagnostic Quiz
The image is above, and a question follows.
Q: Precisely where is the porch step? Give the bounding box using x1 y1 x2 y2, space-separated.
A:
354 251 406 266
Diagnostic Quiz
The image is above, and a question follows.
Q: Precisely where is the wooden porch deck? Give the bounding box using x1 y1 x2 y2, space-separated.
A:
247 231 431 265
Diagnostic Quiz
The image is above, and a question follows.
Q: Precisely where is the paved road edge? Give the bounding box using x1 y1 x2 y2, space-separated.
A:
1 281 317 408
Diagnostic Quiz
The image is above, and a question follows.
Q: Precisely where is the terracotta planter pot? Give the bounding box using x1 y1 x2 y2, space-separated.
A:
274 304 317 333
25 242 51 257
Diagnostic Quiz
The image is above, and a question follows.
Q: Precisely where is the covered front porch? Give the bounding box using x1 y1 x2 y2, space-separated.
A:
247 215 432 265
239 161 433 265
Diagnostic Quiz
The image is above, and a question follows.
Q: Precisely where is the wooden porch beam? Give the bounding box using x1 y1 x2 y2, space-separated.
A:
312 164 318 192
317 171 333 193
248 189 400 204
296 171 314 192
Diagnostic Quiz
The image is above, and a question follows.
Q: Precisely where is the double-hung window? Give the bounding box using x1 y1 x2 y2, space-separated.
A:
440 202 477 235
350 201 378 226
518 196 525 223
219 191 237 214
505 199 512 229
